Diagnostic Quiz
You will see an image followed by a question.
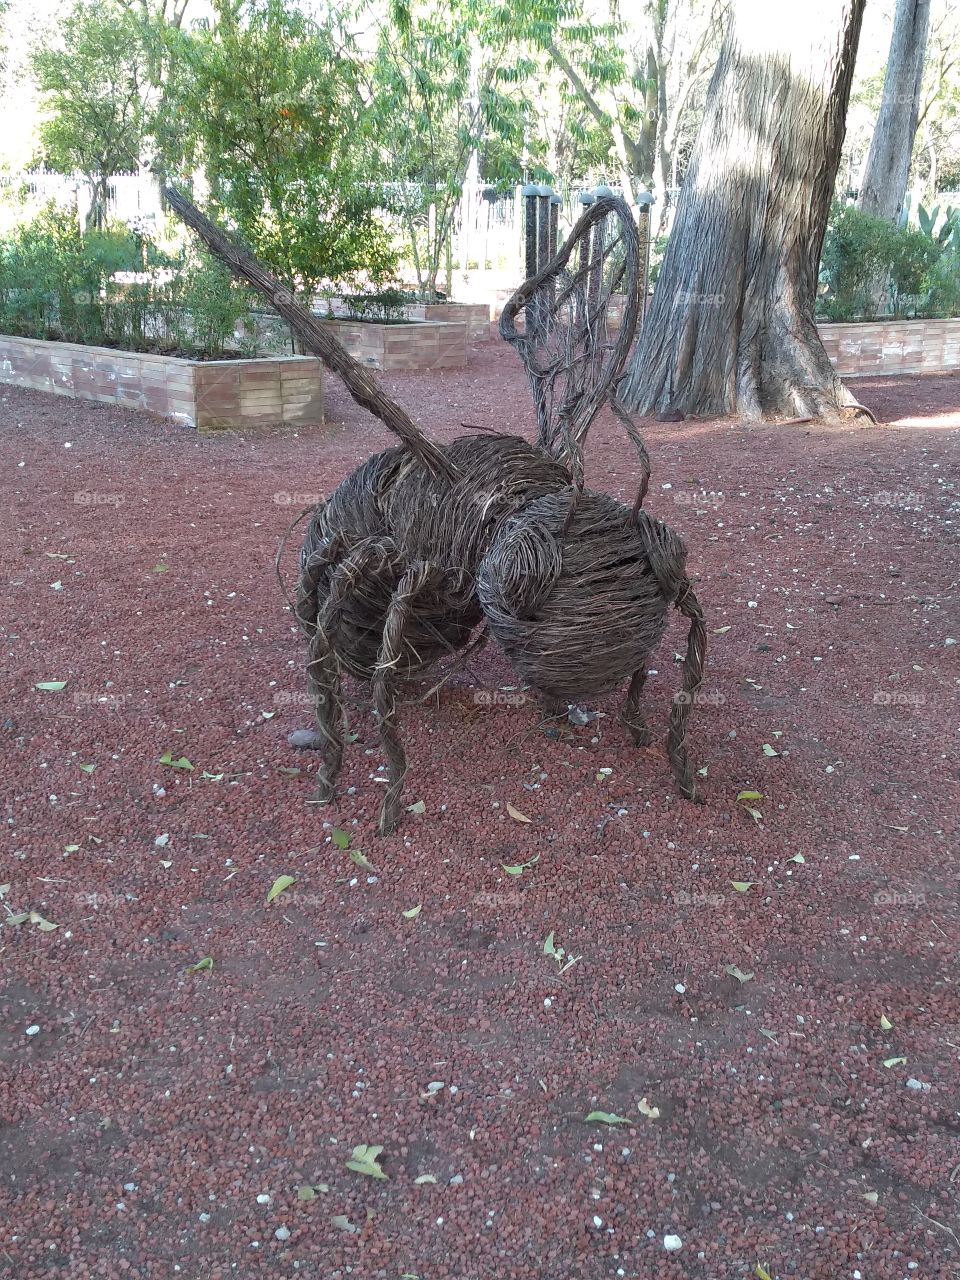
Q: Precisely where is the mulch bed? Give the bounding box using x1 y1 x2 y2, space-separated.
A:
1 347 958 1278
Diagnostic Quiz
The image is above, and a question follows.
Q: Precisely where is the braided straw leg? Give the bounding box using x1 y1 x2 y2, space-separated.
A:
306 632 342 805
373 563 434 836
666 587 708 802
306 546 385 805
621 667 655 746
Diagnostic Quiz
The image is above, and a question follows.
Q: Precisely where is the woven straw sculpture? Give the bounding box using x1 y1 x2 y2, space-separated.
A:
165 186 707 834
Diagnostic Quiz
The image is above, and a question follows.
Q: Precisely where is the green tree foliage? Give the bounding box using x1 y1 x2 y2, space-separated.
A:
371 0 537 295
159 0 395 299
31 1 151 226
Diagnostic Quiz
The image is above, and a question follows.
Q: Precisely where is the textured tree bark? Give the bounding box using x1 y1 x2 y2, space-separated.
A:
859 0 931 223
621 0 867 422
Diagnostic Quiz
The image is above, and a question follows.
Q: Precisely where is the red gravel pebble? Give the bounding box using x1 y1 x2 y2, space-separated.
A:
0 349 958 1279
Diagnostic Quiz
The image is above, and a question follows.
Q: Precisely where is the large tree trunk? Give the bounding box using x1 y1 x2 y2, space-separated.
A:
621 0 867 422
859 0 931 223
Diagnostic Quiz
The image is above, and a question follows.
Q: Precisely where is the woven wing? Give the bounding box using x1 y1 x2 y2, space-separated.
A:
499 195 644 494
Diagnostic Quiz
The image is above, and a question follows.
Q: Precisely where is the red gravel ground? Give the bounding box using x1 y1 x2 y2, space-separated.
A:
1 345 959 1280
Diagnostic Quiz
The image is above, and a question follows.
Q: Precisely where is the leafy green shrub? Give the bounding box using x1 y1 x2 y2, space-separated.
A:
819 205 895 320
0 205 254 356
819 204 954 321
924 252 960 319
343 287 414 323
887 227 939 317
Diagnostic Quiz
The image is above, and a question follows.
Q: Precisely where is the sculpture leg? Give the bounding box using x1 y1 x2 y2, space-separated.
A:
373 563 439 835
621 666 655 746
301 545 386 806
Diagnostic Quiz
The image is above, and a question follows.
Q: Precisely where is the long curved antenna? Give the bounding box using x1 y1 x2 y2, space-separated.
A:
162 184 457 484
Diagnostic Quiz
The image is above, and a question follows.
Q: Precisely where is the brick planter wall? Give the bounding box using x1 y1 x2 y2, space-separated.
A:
817 318 960 377
317 318 468 371
0 334 324 431
403 302 491 340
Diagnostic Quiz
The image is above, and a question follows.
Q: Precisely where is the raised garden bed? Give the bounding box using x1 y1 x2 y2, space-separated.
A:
816 317 960 377
0 334 324 431
402 301 491 340
317 316 468 371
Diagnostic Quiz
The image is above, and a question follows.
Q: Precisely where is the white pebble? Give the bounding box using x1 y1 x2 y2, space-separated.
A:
675 984 686 994
256 1194 271 1205
274 1226 290 1241
592 1215 603 1228
25 1025 40 1037
664 1234 683 1251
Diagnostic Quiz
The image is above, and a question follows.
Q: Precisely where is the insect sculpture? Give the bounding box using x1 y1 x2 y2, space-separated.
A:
164 185 706 834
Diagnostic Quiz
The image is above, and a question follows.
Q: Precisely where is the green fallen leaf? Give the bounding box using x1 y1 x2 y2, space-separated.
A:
501 854 540 877
331 828 350 850
585 1110 630 1125
35 681 67 692
413 1174 437 1185
349 849 375 871
152 562 169 574
266 874 296 905
697 765 709 777
737 790 764 802
276 766 302 777
543 930 558 957
725 964 754 983
880 1014 893 1031
185 956 213 974
78 763 96 774
159 752 193 770
712 626 732 635
201 770 224 781
756 1265 773 1280
296 1185 317 1201
402 905 422 920
862 1190 879 1205
64 844 80 853
787 853 805 864
406 800 426 814
731 881 757 892
760 1028 778 1042
762 744 780 757
29 911 58 931
883 1056 906 1068
331 1214 358 1233
745 807 763 822
345 1143 388 1180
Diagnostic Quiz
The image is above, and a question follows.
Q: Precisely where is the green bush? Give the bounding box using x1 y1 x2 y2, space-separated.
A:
818 203 956 321
924 251 960 318
0 205 255 356
343 286 414 323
